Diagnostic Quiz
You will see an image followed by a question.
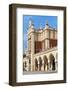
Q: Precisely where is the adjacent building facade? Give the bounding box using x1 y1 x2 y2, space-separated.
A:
23 19 58 73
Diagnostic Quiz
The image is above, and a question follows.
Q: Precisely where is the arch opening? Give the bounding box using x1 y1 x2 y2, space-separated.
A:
49 54 55 71
38 57 42 71
43 55 48 71
35 58 38 71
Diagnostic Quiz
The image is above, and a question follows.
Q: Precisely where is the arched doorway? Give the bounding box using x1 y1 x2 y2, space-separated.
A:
38 57 42 71
43 55 48 71
35 58 38 71
49 54 55 71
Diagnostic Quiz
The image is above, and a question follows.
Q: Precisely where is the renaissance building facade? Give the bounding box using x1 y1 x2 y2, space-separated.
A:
23 19 58 73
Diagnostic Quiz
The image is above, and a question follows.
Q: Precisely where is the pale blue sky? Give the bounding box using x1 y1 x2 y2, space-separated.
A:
23 15 57 52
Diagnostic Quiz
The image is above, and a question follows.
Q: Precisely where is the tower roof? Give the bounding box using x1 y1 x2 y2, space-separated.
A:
44 20 56 30
44 20 49 29
29 18 34 28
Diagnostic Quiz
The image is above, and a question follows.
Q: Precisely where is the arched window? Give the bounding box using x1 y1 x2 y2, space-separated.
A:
49 54 55 70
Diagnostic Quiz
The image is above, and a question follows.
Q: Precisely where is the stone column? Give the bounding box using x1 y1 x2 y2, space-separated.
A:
31 32 35 71
34 61 35 71
41 60 45 71
37 60 40 71
45 30 50 49
45 39 49 50
47 59 50 71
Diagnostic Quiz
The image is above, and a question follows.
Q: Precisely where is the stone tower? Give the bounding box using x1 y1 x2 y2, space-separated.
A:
44 21 50 49
28 19 35 71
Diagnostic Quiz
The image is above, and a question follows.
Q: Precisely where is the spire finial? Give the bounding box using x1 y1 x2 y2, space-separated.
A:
38 17 42 30
29 16 34 29
46 20 49 25
39 23 42 30
44 20 49 29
